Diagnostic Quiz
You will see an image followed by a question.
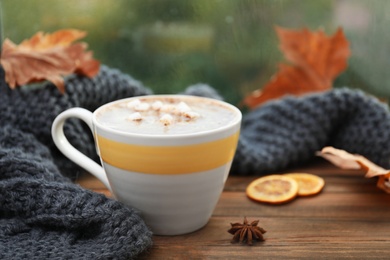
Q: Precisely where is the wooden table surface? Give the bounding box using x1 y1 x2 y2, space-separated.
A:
76 159 390 259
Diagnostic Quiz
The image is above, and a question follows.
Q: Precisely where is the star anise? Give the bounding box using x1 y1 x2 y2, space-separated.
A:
228 217 266 245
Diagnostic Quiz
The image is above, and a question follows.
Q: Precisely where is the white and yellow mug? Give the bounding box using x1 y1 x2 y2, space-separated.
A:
51 95 241 235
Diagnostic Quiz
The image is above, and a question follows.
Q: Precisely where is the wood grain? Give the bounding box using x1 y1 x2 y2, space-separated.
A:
76 159 390 259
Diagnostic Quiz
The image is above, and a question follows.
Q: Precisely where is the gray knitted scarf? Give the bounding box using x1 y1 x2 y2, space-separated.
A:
1 65 390 259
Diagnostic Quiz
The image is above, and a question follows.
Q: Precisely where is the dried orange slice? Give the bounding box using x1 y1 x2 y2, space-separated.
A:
246 175 299 204
285 173 325 196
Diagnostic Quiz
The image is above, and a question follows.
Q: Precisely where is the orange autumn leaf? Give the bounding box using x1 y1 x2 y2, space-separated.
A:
0 29 100 93
317 146 390 194
244 27 351 109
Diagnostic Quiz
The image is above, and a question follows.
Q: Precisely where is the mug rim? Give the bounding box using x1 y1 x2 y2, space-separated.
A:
92 94 242 139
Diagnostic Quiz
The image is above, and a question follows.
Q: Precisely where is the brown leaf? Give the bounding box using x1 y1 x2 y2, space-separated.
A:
317 146 390 193
0 29 100 93
244 27 350 109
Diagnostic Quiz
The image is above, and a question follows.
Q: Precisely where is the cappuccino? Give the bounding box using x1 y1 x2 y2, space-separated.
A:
96 96 239 135
52 94 242 235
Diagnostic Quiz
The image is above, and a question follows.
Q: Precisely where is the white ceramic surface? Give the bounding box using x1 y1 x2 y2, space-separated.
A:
105 162 231 235
52 95 242 235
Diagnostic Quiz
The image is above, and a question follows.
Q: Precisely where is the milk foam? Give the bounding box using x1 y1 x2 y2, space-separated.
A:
96 96 238 135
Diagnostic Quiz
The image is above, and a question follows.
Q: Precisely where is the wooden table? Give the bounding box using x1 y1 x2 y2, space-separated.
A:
77 159 390 259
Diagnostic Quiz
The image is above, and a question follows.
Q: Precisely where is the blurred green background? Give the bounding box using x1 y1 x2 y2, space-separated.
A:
1 0 389 105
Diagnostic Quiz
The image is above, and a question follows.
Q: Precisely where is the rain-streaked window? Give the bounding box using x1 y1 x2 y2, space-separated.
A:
1 0 388 104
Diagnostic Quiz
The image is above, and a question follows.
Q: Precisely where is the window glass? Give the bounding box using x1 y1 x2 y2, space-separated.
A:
1 0 388 104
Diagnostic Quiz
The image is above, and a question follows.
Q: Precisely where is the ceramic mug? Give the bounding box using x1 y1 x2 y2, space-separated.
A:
51 95 241 235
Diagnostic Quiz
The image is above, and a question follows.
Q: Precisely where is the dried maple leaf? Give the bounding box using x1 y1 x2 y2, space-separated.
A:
0 29 100 93
244 27 350 109
317 146 390 193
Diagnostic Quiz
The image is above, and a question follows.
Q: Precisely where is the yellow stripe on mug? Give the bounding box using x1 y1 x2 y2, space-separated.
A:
96 131 239 174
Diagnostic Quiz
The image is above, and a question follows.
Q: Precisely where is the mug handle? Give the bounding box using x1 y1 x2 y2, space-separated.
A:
51 108 111 190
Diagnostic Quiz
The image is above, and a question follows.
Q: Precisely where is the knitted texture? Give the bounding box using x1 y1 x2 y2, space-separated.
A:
0 66 153 260
2 63 390 259
231 89 390 175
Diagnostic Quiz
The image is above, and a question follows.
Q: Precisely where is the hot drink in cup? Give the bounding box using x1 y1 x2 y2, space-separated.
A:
52 95 242 235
